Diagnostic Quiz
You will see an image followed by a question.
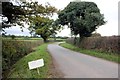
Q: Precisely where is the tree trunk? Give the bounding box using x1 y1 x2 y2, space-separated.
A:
43 38 47 42
41 35 48 43
79 34 84 42
53 34 56 41
74 36 77 45
79 34 85 48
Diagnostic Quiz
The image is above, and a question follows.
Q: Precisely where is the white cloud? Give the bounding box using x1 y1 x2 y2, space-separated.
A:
96 21 118 36
56 25 71 37
4 26 31 36
37 0 73 10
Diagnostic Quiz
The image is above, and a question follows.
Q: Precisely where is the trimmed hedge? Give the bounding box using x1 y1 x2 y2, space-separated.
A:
66 36 120 54
2 39 43 77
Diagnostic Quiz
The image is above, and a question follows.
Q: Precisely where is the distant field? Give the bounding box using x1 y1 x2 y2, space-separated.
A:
16 39 43 42
2 37 66 41
2 37 42 40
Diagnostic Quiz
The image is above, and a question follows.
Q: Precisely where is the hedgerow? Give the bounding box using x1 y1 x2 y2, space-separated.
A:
66 36 119 54
2 39 43 77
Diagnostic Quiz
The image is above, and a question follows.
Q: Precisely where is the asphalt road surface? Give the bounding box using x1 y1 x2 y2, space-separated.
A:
47 43 118 78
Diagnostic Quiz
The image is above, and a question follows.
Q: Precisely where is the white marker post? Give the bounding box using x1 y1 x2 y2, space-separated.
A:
28 59 44 75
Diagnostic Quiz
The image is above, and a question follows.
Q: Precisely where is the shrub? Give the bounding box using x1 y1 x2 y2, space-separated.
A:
66 36 119 54
2 39 43 77
11 35 16 39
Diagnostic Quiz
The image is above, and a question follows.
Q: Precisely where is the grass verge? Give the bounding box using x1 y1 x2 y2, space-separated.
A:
60 43 119 63
7 43 52 78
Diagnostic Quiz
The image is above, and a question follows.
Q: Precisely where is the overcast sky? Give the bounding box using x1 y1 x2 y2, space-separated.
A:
4 0 119 36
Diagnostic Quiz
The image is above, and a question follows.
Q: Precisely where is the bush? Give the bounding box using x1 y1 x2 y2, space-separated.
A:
66 36 119 54
11 35 16 39
2 39 43 77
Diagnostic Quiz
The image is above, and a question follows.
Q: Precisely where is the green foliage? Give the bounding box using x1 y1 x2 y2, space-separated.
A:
58 2 105 38
2 40 43 77
66 36 119 54
91 33 101 37
7 43 52 78
31 17 52 42
26 3 59 42
30 16 60 42
11 35 16 39
2 1 59 42
2 2 26 28
36 27 51 42
2 1 57 28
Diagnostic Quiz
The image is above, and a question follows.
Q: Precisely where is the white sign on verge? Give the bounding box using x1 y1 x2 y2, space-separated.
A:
28 58 44 70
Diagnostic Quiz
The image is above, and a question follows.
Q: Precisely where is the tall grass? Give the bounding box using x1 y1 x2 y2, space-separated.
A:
7 43 51 78
2 39 43 77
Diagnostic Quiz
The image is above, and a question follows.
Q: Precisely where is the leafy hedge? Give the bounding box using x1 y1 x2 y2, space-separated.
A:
2 40 43 77
66 36 120 54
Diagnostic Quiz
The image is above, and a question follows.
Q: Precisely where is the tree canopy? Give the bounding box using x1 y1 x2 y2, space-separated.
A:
58 2 106 39
2 1 57 28
2 1 60 42
28 16 61 42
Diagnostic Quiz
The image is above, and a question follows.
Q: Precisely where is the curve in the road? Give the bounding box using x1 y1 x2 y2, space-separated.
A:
47 43 118 78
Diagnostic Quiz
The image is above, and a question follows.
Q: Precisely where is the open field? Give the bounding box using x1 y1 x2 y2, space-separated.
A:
2 37 66 42
2 37 42 40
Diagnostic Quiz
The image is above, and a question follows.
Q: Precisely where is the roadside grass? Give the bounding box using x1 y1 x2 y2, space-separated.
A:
7 43 52 78
60 43 119 63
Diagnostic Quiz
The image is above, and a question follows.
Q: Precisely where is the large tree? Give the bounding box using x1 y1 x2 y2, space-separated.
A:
29 16 61 42
2 1 27 28
58 2 106 41
2 1 57 28
2 1 59 42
